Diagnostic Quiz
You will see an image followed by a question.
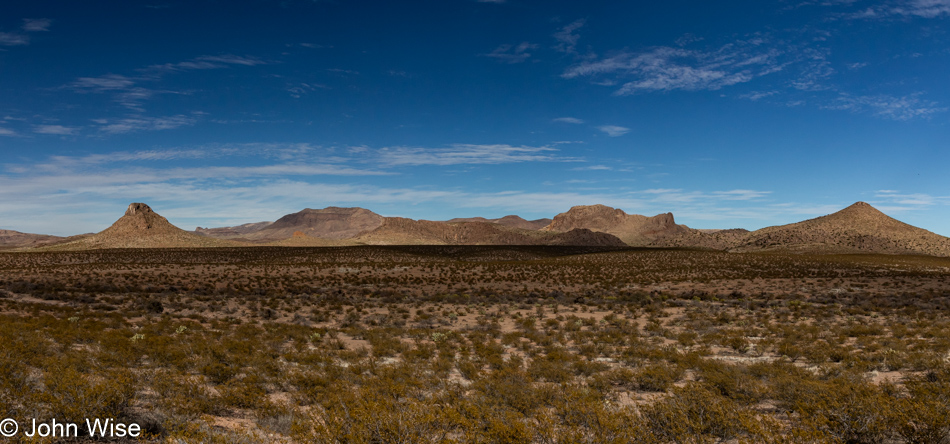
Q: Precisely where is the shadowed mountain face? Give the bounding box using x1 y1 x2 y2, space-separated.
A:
355 218 626 247
445 215 552 231
45 203 239 250
730 202 950 256
195 222 273 239
203 207 386 242
542 204 690 246
0 229 65 250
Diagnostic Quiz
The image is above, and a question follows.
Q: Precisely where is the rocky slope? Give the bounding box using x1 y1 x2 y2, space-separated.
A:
44 203 241 250
206 207 386 242
730 202 950 256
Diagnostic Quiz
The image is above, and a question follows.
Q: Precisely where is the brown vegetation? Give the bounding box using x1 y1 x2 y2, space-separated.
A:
1 246 949 442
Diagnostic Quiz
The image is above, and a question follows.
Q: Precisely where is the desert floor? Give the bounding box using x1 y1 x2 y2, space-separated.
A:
1 246 949 443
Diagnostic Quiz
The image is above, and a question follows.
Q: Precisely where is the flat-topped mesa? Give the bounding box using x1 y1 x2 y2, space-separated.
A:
544 204 689 246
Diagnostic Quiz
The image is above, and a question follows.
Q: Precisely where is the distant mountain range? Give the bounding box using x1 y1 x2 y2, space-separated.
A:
5 201 950 257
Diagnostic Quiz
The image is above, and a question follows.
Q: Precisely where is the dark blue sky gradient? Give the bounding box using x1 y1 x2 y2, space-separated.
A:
1 0 948 235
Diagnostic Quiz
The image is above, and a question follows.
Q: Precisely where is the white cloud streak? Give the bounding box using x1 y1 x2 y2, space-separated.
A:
22 19 51 32
65 55 267 111
95 114 201 134
553 117 585 124
33 125 79 135
824 93 947 120
0 32 29 46
144 55 267 73
597 125 630 137
857 0 950 18
0 18 52 47
564 38 786 94
875 190 950 206
898 0 950 17
71 75 137 91
377 144 569 166
553 19 585 54
484 42 538 63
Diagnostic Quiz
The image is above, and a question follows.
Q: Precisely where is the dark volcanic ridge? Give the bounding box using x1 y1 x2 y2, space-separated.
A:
12 201 950 256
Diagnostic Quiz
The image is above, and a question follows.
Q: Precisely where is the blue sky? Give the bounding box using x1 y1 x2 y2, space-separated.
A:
1 0 948 236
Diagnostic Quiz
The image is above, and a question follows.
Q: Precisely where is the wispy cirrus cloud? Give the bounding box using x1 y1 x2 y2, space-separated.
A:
0 18 51 46
22 19 52 32
898 0 950 17
852 0 950 18
597 125 630 137
33 124 80 136
71 74 137 91
0 32 29 46
65 55 267 111
484 42 539 64
739 90 778 101
0 127 18 136
560 27 943 122
553 117 585 124
639 188 771 203
789 48 836 91
35 143 332 166
143 54 267 74
824 93 947 120
286 82 329 99
377 144 570 166
874 190 950 207
553 19 585 54
69 75 172 111
93 114 202 134
564 37 786 94
572 165 612 171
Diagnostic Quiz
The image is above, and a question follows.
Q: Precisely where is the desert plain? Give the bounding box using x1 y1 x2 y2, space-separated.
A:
1 202 950 443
